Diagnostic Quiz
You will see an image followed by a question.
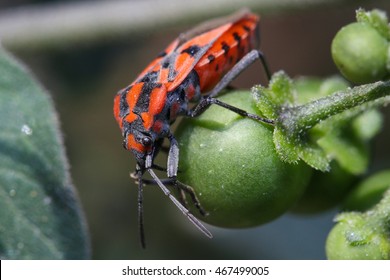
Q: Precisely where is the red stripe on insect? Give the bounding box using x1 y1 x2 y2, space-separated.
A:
144 86 167 129
127 83 143 110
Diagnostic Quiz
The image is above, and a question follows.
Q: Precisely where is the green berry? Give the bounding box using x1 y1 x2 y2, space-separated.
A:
326 213 390 259
331 22 388 84
175 91 311 228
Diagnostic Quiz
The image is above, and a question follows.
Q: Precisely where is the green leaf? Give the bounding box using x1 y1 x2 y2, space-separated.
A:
352 109 383 141
272 127 299 163
0 48 90 259
296 140 330 172
266 71 296 106
252 71 295 120
343 169 390 211
314 108 382 175
317 130 368 174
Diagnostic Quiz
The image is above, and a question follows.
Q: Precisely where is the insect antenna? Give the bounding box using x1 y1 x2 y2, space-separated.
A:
136 170 147 249
147 168 213 239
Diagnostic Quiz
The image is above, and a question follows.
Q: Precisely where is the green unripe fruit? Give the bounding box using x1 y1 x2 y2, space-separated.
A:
175 91 311 228
326 171 390 260
331 22 389 84
326 213 390 260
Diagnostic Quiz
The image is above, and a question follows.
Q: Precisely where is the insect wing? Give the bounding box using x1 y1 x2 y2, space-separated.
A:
166 23 233 91
132 39 180 84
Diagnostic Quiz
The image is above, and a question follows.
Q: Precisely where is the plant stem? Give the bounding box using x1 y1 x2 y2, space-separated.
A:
278 80 390 137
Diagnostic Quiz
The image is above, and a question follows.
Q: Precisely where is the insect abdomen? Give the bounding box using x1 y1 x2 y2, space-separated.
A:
194 14 259 92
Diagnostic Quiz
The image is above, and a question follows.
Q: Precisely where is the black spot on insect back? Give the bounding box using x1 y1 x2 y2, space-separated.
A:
233 32 241 47
221 42 230 57
208 54 215 63
242 25 251 32
181 45 201 57
162 60 170 69
139 71 158 83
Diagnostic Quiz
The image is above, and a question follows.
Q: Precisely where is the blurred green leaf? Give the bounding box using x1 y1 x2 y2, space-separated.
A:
0 48 90 259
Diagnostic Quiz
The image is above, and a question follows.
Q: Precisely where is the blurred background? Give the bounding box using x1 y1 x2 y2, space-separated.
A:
1 0 390 259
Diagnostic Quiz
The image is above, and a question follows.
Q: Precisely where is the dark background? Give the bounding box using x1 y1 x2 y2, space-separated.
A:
1 0 390 259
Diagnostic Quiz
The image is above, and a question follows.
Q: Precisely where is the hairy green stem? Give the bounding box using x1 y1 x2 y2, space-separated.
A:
278 80 390 137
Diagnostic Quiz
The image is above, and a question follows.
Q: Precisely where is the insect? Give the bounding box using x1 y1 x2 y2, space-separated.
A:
113 9 273 248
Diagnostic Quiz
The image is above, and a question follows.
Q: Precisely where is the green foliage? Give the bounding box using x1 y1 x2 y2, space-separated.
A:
0 48 90 259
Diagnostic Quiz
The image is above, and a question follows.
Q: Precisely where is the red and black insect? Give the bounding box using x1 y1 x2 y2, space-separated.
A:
113 9 273 248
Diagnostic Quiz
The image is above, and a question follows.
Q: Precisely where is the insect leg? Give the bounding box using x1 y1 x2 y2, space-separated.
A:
189 49 273 124
208 49 271 98
174 180 208 216
167 133 179 178
189 96 274 124
135 176 207 216
151 164 167 172
135 172 207 216
147 168 213 239
166 133 206 214
175 187 189 209
134 175 188 208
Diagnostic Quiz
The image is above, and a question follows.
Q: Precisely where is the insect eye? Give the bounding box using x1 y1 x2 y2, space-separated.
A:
141 136 152 146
